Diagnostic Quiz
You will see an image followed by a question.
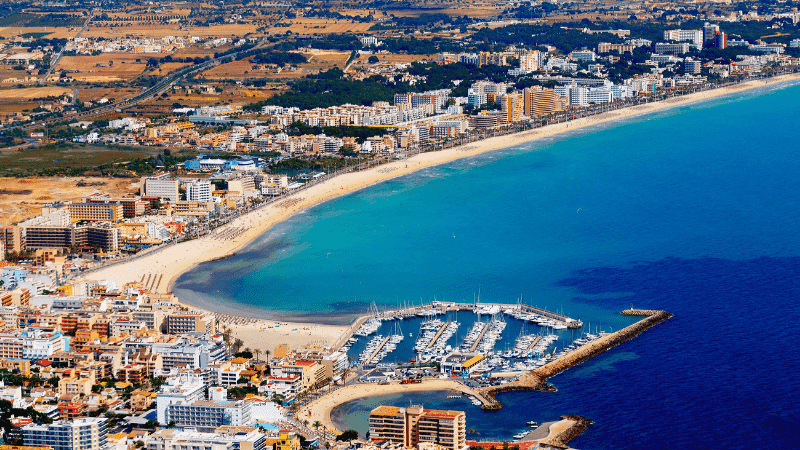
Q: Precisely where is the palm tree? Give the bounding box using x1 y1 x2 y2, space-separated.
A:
302 419 309 429
313 421 322 434
243 347 251 357
233 339 244 354
254 348 261 362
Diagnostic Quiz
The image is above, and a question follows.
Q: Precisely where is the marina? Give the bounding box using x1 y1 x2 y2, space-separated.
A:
342 301 616 378
477 309 674 410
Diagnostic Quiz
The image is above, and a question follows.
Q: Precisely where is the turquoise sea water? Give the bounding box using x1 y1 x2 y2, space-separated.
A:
175 81 800 325
175 82 800 448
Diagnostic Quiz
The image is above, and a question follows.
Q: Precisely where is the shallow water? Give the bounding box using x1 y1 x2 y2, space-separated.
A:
176 82 800 447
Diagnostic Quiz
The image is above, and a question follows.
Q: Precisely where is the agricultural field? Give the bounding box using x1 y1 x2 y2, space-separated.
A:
0 176 138 226
82 23 259 39
75 87 144 104
0 26 80 39
151 85 280 108
56 54 172 82
353 54 432 64
279 18 374 34
0 86 73 100
297 50 351 72
203 59 273 79
385 7 500 18
203 49 349 80
0 101 39 117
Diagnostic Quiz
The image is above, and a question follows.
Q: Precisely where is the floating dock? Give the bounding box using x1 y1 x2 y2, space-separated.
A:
334 301 583 352
524 336 542 355
469 321 491 352
426 321 450 350
364 335 391 365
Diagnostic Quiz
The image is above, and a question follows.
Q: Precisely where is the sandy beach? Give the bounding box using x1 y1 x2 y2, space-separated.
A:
297 379 488 435
210 313 350 353
79 73 800 347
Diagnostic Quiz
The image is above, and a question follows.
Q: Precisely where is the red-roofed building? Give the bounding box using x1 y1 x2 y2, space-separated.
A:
259 374 301 400
275 359 326 390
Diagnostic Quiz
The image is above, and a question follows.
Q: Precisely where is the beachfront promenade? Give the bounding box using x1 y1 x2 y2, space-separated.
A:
76 70 800 299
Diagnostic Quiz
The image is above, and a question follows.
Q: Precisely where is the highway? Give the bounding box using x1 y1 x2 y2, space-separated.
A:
10 36 269 132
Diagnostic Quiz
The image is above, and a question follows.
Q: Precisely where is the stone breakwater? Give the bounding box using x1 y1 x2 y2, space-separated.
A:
620 308 664 316
538 415 594 449
478 310 674 410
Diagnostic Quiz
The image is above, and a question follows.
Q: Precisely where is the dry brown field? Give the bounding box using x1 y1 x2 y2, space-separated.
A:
159 62 192 73
282 19 374 34
203 59 266 79
56 54 172 81
75 87 142 103
202 49 350 79
0 86 72 100
0 26 78 39
0 67 40 83
171 50 217 59
354 54 431 64
299 50 351 71
0 102 38 114
0 177 138 226
385 8 500 18
158 85 279 107
82 23 258 38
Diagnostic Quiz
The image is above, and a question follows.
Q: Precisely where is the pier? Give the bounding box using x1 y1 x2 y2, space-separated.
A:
469 321 491 352
332 301 584 353
478 309 673 410
364 335 391 365
426 321 450 350
518 304 582 329
524 336 542 355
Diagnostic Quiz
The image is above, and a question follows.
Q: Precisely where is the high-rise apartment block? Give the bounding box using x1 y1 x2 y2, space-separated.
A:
703 23 720 42
523 86 563 117
500 92 524 122
664 29 703 45
369 405 466 450
714 31 727 49
141 175 180 202
186 180 213 203
23 418 108 450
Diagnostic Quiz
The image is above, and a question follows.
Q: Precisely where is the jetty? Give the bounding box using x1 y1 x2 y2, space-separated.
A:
478 309 673 410
524 336 542 355
518 304 581 328
364 335 391 365
333 300 586 350
469 321 491 352
426 321 450 350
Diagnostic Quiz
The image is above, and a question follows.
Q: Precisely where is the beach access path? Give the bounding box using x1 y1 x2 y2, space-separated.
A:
78 73 800 343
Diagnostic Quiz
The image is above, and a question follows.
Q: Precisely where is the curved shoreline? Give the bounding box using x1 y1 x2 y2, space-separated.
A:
300 309 672 435
297 379 491 435
80 74 800 322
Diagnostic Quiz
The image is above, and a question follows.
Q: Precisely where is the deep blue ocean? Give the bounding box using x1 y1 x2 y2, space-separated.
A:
175 82 800 448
